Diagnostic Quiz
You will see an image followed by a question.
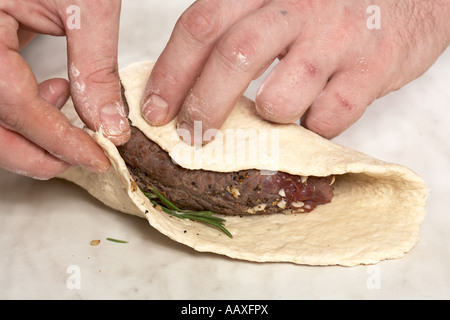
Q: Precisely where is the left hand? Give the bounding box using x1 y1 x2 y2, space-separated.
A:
0 0 129 179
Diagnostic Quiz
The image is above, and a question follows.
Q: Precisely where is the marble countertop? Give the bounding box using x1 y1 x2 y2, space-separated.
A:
1 0 449 299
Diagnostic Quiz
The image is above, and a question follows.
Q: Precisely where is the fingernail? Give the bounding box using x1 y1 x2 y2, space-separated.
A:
98 102 130 138
142 94 169 125
55 94 69 110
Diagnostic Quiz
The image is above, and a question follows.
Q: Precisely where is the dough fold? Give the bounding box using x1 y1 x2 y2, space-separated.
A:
59 61 427 266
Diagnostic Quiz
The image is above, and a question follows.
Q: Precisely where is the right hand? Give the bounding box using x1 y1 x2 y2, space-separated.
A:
142 0 450 142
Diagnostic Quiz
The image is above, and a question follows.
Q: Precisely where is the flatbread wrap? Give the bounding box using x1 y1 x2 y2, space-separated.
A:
59 61 428 266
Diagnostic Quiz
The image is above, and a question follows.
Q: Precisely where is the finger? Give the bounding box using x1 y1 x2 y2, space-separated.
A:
65 0 130 145
38 78 71 110
0 125 71 180
0 48 110 173
176 2 303 144
142 0 266 126
17 27 36 51
0 78 73 179
302 71 379 139
255 44 335 124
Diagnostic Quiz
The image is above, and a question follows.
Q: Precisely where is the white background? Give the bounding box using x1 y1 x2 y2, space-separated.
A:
1 0 449 299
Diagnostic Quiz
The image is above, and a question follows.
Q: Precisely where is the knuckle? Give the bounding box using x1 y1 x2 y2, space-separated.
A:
147 66 185 95
301 61 320 79
215 31 259 73
0 108 25 132
334 92 356 112
333 91 369 115
84 58 119 86
305 90 369 139
178 0 222 44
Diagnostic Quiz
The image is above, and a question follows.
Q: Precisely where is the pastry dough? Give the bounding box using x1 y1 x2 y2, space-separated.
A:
59 61 427 266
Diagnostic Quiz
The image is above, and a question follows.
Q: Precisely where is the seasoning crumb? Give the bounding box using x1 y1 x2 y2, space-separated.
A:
130 180 138 192
90 239 101 246
226 185 241 198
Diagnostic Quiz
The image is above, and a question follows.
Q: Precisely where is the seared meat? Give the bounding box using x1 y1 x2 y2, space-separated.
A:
117 126 334 215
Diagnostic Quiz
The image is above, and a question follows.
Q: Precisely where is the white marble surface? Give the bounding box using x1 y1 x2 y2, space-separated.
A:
1 0 449 299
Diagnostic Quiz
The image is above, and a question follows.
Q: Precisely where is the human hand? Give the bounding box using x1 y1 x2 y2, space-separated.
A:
142 0 450 142
0 0 130 180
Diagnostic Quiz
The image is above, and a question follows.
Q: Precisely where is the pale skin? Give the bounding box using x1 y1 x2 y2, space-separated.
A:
1 0 449 180
0 0 128 179
143 0 450 142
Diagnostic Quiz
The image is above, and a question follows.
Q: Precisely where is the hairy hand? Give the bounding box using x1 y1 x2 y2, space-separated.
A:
142 0 450 143
0 0 130 179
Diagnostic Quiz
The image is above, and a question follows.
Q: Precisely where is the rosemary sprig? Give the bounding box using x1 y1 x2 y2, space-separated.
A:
143 187 233 238
106 237 129 243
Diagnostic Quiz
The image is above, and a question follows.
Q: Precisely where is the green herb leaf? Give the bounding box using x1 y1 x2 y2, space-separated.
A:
143 187 233 238
106 237 129 243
